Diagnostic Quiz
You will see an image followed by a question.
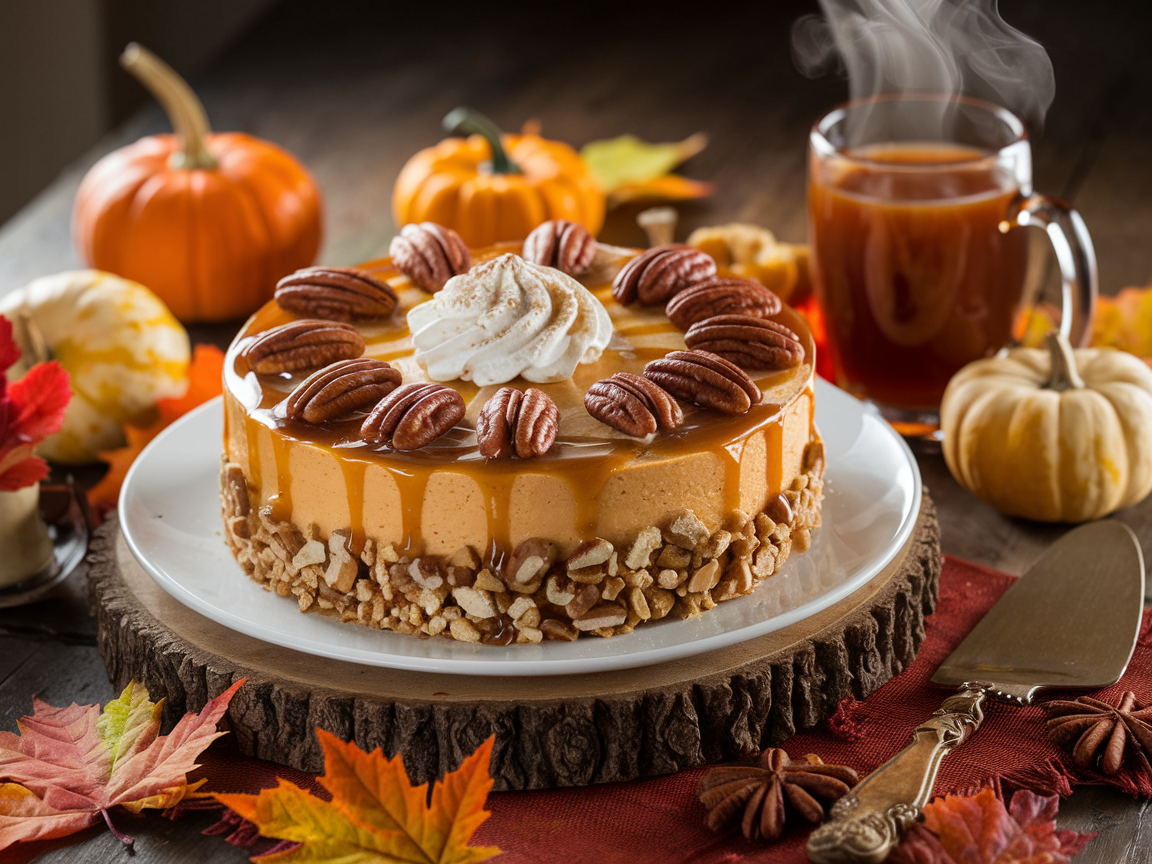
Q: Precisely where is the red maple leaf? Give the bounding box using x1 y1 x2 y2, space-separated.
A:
0 314 71 491
889 788 1095 864
0 678 244 850
8 360 70 442
0 315 20 374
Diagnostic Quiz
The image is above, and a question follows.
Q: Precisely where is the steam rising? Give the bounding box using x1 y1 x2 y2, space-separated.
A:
792 0 1055 134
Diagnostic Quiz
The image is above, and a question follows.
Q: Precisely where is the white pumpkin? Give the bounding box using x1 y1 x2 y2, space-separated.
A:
0 270 190 463
941 331 1152 523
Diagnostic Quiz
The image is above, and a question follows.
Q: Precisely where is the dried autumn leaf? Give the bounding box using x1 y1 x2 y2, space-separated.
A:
0 678 243 851
88 343 224 513
609 175 715 205
889 787 1094 864
580 133 711 203
215 730 501 864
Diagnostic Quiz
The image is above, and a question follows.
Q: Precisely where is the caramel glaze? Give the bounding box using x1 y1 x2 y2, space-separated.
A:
223 243 817 565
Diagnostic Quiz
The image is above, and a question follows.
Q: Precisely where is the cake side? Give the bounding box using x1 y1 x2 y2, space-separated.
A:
220 434 824 643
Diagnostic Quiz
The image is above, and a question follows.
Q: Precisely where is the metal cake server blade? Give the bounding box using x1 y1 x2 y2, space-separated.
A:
808 520 1145 864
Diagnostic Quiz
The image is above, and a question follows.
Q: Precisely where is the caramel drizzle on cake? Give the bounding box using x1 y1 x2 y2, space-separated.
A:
223 244 815 570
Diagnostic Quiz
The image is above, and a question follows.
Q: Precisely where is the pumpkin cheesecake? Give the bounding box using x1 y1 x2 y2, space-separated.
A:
220 225 824 644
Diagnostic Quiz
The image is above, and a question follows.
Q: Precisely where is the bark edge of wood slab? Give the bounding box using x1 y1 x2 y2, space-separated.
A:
88 491 940 790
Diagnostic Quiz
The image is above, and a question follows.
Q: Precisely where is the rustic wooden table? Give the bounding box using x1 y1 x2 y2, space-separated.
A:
4 1 1152 860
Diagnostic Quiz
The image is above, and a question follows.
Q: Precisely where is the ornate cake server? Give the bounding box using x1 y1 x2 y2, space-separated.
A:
807 519 1145 864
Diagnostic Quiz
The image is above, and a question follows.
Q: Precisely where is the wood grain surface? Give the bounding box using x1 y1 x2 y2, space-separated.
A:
3 0 1152 860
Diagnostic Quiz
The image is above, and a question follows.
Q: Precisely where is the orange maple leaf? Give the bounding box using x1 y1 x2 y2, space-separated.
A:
215 731 501 864
88 344 224 514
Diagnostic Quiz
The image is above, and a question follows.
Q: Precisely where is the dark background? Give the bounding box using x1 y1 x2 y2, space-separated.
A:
4 0 1152 295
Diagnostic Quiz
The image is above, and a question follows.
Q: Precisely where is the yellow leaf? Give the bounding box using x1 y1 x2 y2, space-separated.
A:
580 132 708 193
215 731 501 864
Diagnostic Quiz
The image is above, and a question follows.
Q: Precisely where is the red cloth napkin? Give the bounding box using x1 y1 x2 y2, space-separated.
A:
196 555 1152 863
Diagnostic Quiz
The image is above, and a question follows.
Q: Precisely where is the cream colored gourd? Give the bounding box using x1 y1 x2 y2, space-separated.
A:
941 331 1152 522
0 271 189 463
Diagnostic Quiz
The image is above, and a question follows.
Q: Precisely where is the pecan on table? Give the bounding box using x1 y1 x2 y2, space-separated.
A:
684 314 804 370
476 387 560 458
274 266 398 322
361 382 466 450
585 372 683 437
665 276 782 330
698 749 858 842
243 319 365 374
611 244 716 306
284 357 402 423
389 222 471 293
522 219 598 276
643 350 762 414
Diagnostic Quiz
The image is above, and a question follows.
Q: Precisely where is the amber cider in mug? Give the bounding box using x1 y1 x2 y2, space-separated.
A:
808 95 1096 429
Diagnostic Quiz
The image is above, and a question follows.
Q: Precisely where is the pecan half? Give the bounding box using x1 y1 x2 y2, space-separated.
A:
684 314 805 370
389 222 471 293
361 382 466 450
522 219 598 276
274 266 398 322
284 358 402 423
585 372 683 437
244 320 365 374
644 350 762 414
665 277 783 330
611 244 717 306
476 387 560 459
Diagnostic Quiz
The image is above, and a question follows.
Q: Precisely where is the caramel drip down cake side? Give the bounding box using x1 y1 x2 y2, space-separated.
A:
220 241 824 644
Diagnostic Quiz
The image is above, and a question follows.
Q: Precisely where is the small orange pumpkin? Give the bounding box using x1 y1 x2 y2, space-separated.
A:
393 108 605 248
73 44 323 323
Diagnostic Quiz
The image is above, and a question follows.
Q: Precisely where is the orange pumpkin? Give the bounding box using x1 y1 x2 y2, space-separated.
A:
73 44 322 323
393 108 605 248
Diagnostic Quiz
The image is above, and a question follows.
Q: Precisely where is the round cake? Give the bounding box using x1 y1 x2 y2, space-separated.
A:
220 228 824 645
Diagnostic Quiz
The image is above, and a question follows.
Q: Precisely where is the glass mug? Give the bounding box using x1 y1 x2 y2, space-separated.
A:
808 94 1096 432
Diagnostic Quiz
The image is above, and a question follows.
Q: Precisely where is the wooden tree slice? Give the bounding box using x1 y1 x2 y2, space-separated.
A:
89 492 940 790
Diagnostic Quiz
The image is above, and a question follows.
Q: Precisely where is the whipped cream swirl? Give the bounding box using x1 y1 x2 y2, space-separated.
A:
407 253 614 386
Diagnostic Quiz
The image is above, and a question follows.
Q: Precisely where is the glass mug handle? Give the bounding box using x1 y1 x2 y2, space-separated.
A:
1002 194 1098 346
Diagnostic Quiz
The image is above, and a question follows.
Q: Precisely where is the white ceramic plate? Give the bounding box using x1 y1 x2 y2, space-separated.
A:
120 380 920 676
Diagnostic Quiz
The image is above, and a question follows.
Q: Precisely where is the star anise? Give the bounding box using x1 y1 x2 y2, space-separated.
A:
698 749 858 842
1044 691 1152 776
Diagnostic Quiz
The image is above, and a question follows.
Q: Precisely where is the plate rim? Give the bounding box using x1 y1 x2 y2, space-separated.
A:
120 381 921 676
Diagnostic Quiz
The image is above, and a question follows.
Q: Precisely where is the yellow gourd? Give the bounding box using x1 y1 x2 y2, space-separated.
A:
0 270 190 463
940 331 1152 522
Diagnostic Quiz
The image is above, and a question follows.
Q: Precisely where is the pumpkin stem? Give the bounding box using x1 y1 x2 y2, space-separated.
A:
1045 330 1085 391
442 107 520 175
120 43 217 171
15 312 51 365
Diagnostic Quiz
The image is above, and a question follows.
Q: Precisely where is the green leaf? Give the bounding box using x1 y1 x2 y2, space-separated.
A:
580 133 708 192
96 681 160 775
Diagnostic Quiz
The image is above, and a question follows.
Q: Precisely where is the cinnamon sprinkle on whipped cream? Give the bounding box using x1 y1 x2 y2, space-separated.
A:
407 253 613 386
